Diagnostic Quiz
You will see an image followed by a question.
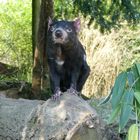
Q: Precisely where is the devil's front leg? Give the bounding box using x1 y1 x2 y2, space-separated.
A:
48 59 61 100
77 62 90 92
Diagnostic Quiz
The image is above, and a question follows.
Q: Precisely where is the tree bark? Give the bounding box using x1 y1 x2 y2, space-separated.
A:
32 0 42 98
32 0 54 98
0 93 111 140
32 0 41 59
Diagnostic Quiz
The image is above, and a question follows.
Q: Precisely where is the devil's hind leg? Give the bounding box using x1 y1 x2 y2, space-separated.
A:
77 64 90 92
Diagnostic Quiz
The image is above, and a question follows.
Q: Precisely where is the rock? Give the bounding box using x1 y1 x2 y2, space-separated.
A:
0 93 109 140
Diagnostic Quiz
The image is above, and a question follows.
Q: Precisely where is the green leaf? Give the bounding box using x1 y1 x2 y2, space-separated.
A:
128 124 138 140
135 63 140 76
119 89 134 131
134 92 140 104
127 71 135 88
108 104 121 124
134 99 140 120
132 64 140 91
111 72 127 109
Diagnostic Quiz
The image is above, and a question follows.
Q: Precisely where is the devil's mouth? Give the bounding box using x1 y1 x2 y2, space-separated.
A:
54 37 65 44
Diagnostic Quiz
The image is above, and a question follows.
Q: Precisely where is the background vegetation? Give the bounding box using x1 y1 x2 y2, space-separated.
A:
0 0 32 82
82 23 140 97
0 0 140 138
0 0 140 97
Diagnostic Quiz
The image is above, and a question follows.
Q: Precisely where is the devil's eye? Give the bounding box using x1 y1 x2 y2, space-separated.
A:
66 28 72 32
50 25 56 31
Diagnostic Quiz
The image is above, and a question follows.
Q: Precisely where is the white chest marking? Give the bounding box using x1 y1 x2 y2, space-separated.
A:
55 59 64 66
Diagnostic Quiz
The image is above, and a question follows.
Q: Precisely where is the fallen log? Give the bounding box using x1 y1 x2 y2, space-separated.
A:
0 93 120 140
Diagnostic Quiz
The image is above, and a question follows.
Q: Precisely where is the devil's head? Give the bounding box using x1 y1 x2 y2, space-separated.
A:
48 18 81 45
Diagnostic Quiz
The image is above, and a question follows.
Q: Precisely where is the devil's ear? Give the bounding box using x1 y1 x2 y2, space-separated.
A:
73 18 81 33
48 17 53 30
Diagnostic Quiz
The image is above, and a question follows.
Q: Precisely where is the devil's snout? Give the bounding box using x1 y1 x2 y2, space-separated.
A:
55 30 63 38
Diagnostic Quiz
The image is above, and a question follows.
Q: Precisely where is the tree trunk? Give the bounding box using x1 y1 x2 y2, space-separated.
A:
32 0 42 98
32 0 41 59
0 93 114 140
32 0 54 98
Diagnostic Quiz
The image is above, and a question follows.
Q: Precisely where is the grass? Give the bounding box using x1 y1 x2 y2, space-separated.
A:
80 20 140 98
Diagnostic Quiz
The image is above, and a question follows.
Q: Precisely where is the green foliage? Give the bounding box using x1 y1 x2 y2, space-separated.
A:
55 0 140 31
111 72 127 109
128 124 138 140
107 104 121 124
54 0 75 19
0 0 32 82
119 89 134 131
102 63 140 133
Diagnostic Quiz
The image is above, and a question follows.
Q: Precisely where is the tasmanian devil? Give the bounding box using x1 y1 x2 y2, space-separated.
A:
47 18 90 100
